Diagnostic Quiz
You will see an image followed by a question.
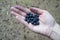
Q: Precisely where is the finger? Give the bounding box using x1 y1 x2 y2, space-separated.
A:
11 11 20 16
14 5 31 13
11 11 29 26
30 7 43 15
11 7 26 16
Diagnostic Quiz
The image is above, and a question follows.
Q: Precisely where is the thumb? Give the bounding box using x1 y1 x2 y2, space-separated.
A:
30 7 43 15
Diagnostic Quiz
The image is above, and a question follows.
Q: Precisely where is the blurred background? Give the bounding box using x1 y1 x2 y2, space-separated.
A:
0 0 60 40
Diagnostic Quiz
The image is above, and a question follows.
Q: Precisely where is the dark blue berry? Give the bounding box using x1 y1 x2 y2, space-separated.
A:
25 12 40 25
33 13 39 17
31 21 39 25
27 13 33 16
25 18 29 23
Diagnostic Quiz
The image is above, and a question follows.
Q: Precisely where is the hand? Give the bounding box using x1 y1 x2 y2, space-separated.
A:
11 5 56 36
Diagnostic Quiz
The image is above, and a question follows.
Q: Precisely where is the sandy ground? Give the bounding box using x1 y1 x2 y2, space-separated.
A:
0 0 60 40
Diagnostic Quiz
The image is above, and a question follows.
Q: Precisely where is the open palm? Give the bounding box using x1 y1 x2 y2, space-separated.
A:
11 5 56 36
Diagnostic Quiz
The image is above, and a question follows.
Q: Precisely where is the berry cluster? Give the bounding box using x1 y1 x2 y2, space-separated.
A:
25 12 39 25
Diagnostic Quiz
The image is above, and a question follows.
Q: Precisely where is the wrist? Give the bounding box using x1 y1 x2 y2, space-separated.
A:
50 23 60 40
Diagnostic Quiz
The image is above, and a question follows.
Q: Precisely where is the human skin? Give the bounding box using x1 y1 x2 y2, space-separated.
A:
11 5 57 39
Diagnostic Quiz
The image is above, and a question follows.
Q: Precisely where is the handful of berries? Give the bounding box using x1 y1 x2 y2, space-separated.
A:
25 12 39 25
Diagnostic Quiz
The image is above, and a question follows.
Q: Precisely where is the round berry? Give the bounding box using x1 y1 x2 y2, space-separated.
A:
25 12 40 25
